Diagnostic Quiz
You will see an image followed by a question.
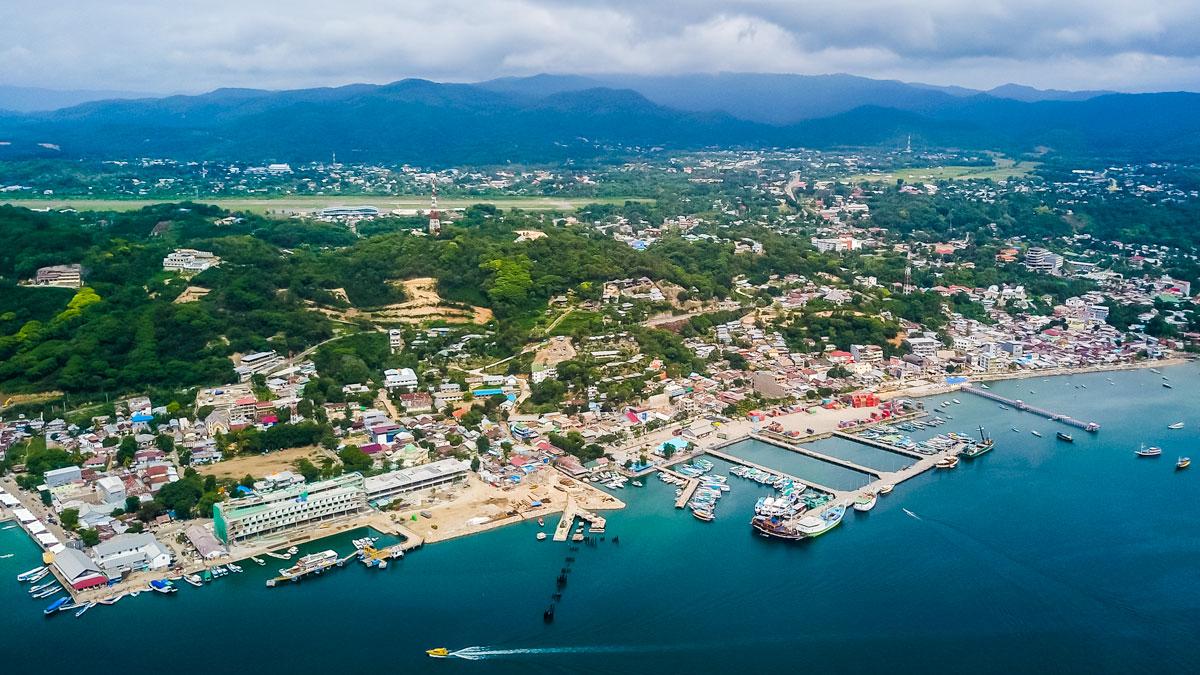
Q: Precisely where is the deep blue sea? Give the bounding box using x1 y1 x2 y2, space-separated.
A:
1 364 1197 673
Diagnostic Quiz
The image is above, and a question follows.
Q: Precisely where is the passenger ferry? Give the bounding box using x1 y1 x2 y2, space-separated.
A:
1135 445 1162 458
280 550 340 578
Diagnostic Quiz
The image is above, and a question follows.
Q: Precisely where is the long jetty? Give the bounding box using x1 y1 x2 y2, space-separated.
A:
703 447 842 496
961 384 1100 431
751 434 881 478
830 431 929 460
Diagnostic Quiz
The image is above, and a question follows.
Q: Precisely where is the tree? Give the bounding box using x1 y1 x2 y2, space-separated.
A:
295 458 321 483
338 446 373 474
154 434 175 453
79 528 100 547
124 496 141 513
474 436 490 454
470 456 481 472
116 435 137 466
59 507 80 530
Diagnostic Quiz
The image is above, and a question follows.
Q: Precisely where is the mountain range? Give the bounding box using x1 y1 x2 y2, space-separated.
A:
0 73 1197 165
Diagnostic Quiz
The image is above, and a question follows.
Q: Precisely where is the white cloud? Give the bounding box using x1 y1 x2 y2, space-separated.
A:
1 0 1199 92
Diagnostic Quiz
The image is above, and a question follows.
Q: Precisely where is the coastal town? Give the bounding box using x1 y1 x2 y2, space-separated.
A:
3 156 1195 613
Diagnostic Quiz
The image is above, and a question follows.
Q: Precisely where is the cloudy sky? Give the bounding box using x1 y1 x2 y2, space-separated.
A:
2 0 1198 93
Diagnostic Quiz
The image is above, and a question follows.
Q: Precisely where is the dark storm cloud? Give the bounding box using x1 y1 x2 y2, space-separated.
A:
2 0 1198 92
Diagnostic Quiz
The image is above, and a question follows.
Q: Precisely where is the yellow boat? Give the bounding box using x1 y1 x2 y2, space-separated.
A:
427 648 450 659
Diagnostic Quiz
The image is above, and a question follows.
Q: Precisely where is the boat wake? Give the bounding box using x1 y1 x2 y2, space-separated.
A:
451 645 667 660
0 553 13 559
902 508 922 521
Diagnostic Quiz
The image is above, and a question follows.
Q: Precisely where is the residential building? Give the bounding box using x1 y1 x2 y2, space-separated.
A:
163 248 220 274
383 368 418 391
34 264 83 288
389 329 405 354
97 476 126 505
44 466 82 488
905 336 940 358
234 351 283 382
1025 247 1063 274
213 473 368 544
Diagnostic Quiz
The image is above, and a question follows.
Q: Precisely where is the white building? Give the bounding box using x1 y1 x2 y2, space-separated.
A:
1025 247 1063 274
905 337 940 358
389 329 405 354
235 351 283 382
213 473 368 544
92 533 172 574
363 459 470 504
384 368 418 391
96 476 126 505
163 248 220 274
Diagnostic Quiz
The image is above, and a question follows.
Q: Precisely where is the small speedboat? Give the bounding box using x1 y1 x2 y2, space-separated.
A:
1031 430 1043 437
1057 432 1074 443
1177 457 1191 471
935 456 959 469
1136 445 1162 458
43 597 70 615
1011 427 1020 433
184 574 204 587
1163 382 1174 389
877 484 894 495
427 648 450 659
1168 422 1185 430
536 532 547 541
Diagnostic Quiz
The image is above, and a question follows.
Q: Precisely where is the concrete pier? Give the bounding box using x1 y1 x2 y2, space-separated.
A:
831 431 929 460
751 434 881 478
704 447 843 497
961 384 1100 431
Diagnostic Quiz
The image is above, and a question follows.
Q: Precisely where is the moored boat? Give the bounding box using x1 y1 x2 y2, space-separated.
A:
536 532 547 541
280 549 340 579
794 505 846 538
852 492 877 512
1031 430 1043 437
877 484 894 495
184 574 204 587
17 566 47 582
74 601 95 618
1168 422 1185 430
148 579 178 594
43 597 69 615
1057 432 1074 443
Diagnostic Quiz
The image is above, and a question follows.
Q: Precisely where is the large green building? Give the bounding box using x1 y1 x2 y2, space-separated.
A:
213 473 368 544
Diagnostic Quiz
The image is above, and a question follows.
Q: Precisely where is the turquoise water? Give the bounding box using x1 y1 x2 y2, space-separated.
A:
2 364 1199 673
720 437 877 489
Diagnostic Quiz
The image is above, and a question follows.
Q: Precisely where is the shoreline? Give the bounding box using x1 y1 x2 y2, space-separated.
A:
879 357 1192 401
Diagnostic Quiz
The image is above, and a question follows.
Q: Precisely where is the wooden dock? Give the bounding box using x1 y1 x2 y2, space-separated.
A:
674 478 699 508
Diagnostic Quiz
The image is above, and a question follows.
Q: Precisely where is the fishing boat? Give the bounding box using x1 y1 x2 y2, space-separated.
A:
74 601 95 618
43 597 70 615
1177 457 1191 471
852 492 877 512
1136 445 1162 458
1031 430 1043 437
1150 368 1162 374
877 484 894 495
250 557 266 566
1168 422 1185 430
17 566 47 582
952 399 961 404
31 586 61 599
692 509 715 522
148 579 178 594
795 505 846 538
184 574 204 587
29 579 58 594
1057 432 1074 443
427 648 450 659
1011 427 1020 433
227 563 243 573
935 456 959 469
1163 382 1174 389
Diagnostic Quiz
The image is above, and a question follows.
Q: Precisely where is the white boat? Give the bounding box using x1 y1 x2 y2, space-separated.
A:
877 484 894 495
1168 422 1185 430
536 532 547 541
795 505 846 538
184 574 204 587
1031 430 1043 437
952 399 961 404
251 557 266 566
74 601 95 618
17 566 47 582
280 550 339 578
852 493 877 512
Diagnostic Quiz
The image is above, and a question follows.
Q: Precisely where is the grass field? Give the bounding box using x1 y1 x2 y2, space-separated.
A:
0 194 651 214
841 158 1038 183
